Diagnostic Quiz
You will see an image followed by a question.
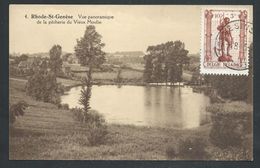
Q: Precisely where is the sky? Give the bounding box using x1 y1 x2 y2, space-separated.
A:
9 5 245 55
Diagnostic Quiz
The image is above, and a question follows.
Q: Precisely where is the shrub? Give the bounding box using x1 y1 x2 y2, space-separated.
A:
208 138 253 160
62 103 69 110
165 145 177 159
178 137 209 160
71 107 85 122
71 108 108 146
58 103 69 110
26 70 62 104
86 110 108 145
87 122 108 146
85 110 106 126
207 102 252 148
205 75 250 101
9 101 28 124
86 111 108 146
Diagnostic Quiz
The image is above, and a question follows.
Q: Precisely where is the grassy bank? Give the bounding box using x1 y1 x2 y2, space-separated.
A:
9 79 252 160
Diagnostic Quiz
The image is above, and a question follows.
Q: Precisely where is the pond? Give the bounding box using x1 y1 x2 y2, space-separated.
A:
61 85 211 129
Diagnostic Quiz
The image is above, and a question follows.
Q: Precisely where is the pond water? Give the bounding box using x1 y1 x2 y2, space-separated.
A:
61 85 211 129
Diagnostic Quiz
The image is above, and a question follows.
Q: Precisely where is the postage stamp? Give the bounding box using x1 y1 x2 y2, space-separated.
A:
200 7 253 75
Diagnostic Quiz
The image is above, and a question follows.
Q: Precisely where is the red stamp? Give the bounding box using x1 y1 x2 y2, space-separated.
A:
200 8 253 75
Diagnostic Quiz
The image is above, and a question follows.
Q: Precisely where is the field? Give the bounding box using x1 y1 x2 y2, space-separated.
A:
57 77 81 87
74 69 143 81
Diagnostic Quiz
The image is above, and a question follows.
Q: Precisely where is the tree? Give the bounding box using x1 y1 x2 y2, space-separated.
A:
49 45 63 75
75 25 105 68
26 46 63 104
143 54 153 83
42 71 59 103
75 25 106 113
39 58 48 71
166 41 189 84
152 59 163 83
62 53 72 62
20 54 29 61
143 41 189 84
26 70 60 104
14 54 29 64
26 70 45 100
116 67 123 83
9 101 28 124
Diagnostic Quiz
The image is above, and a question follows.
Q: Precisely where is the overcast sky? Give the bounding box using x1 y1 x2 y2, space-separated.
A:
10 5 214 55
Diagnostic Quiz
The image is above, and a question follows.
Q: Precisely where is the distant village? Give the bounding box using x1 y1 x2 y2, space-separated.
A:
9 51 146 81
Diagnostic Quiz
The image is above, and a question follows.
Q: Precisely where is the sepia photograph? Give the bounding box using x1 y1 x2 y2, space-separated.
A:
9 5 253 160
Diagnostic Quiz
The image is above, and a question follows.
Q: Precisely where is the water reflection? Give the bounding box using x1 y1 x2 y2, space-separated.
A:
61 85 211 129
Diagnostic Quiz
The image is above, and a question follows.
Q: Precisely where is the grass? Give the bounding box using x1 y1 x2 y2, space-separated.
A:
74 69 143 81
92 72 117 80
71 68 144 86
57 77 81 87
120 69 143 79
207 101 253 113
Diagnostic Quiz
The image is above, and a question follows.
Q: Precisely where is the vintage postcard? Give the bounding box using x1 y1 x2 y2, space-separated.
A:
9 5 253 160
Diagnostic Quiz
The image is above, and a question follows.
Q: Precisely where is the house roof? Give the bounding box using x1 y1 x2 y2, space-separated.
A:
18 61 30 68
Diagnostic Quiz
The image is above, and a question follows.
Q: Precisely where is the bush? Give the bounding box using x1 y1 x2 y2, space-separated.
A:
165 145 177 159
178 137 209 160
208 138 253 160
87 122 108 146
85 110 106 126
26 70 62 104
207 102 252 148
9 101 28 124
86 111 108 146
71 108 108 146
71 107 85 122
58 103 69 110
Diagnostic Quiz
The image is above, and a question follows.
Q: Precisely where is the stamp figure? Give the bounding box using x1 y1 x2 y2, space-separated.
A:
201 8 252 75
217 17 233 62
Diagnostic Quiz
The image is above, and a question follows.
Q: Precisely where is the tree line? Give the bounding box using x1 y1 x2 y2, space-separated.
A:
143 41 189 84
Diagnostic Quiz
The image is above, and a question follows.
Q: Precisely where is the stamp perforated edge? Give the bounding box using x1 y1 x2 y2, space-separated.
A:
199 6 253 76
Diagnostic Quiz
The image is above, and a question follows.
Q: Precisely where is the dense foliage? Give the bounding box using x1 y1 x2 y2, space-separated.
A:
26 70 62 104
12 54 29 65
75 25 106 113
166 137 208 160
26 45 64 104
207 102 252 149
143 41 189 84
75 25 106 68
178 137 209 160
79 78 92 113
74 25 107 146
9 101 28 124
49 45 63 75
71 108 108 146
